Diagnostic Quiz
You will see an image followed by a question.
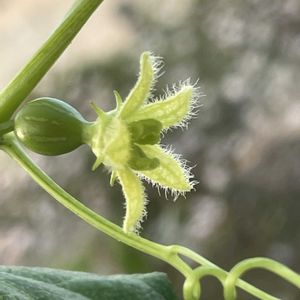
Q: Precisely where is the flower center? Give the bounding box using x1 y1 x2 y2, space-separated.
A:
100 117 131 169
89 115 163 171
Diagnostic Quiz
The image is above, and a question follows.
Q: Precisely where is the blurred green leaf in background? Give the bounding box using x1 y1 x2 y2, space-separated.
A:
0 266 178 300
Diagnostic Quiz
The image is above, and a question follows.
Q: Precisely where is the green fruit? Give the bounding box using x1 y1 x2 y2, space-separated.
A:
14 98 87 155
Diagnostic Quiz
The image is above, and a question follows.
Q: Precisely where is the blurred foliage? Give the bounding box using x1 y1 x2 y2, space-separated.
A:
1 0 300 299
0 266 178 300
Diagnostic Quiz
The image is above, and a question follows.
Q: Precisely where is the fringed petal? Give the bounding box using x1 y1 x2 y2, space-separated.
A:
138 145 196 197
117 167 147 233
120 52 162 118
126 81 202 130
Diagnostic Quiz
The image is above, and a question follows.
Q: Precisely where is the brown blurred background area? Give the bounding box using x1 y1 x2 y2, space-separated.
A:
1 0 300 299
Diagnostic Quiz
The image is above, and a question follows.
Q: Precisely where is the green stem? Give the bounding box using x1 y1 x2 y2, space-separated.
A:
1 134 282 300
173 246 279 300
193 266 227 282
184 267 226 300
224 258 300 300
0 0 103 122
1 133 191 279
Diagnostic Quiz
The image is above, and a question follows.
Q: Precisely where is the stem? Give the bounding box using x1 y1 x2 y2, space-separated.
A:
0 0 104 122
1 133 191 278
184 267 226 300
194 266 227 282
172 245 279 300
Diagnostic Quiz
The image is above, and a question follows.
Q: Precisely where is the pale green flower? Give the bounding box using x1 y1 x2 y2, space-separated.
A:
85 52 200 234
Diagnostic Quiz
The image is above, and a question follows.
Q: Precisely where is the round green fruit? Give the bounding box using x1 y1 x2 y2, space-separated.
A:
14 98 87 155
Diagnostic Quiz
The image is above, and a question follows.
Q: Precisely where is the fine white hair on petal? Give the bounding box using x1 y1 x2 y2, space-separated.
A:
148 52 164 78
161 144 199 195
160 78 204 131
137 144 198 201
117 167 149 234
122 190 149 234
145 52 164 101
121 52 165 118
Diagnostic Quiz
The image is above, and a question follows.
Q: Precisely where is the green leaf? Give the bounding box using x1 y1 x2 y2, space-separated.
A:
0 266 179 300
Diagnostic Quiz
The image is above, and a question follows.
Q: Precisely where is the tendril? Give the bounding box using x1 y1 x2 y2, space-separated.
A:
223 257 300 300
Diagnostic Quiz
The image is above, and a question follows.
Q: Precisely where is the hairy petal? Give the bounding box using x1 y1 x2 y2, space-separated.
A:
138 145 195 194
126 82 201 129
116 167 147 234
120 52 162 118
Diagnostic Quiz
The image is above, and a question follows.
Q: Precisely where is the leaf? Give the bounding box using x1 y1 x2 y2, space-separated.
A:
0 266 179 300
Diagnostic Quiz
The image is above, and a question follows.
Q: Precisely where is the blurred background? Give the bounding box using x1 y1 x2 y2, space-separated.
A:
0 0 300 299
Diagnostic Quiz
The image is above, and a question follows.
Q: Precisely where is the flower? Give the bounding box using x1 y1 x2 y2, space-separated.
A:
86 52 201 234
